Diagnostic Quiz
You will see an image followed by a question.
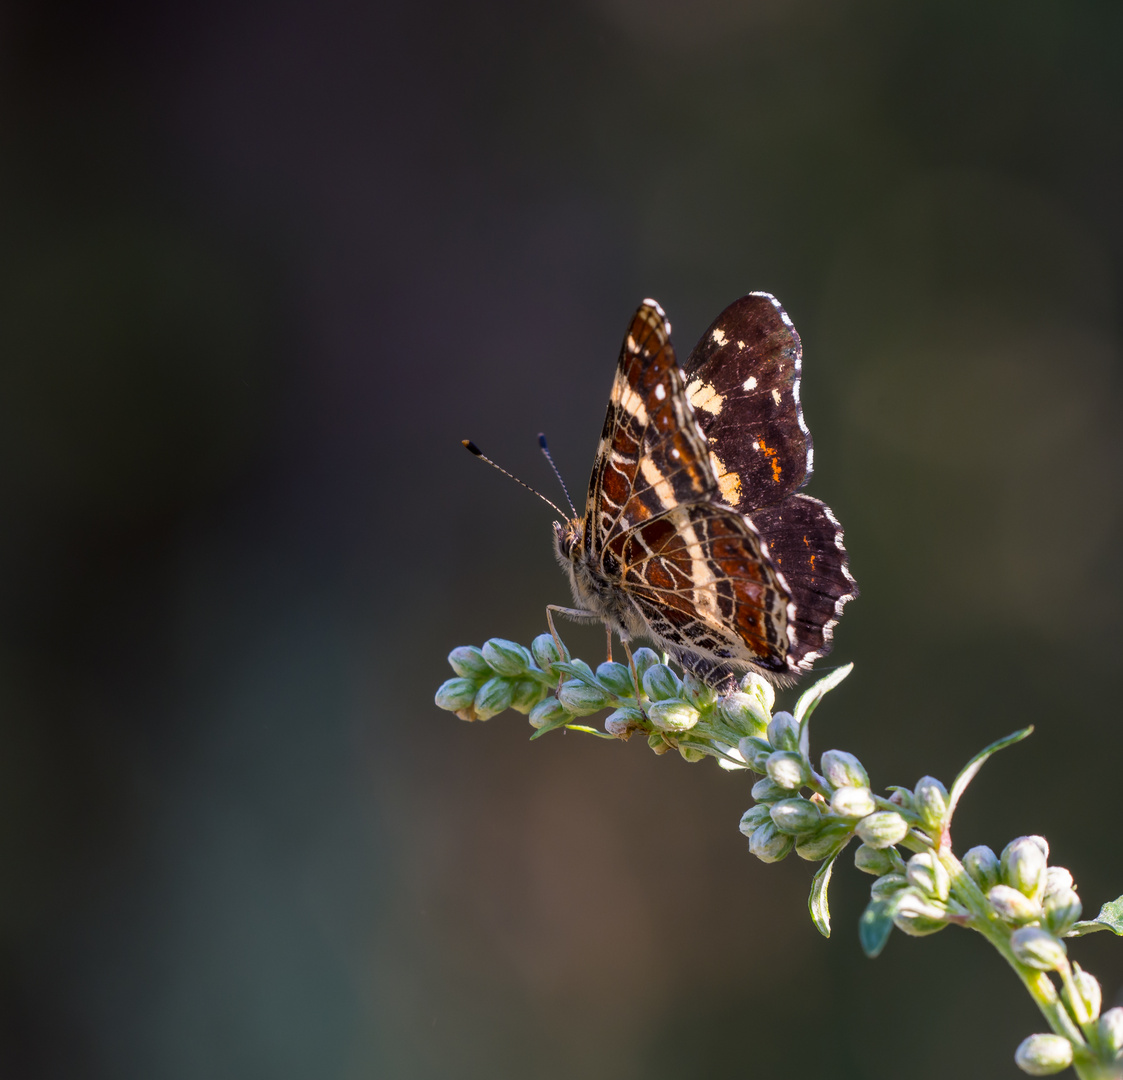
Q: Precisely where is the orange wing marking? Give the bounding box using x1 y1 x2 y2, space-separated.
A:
803 535 816 572
757 438 782 483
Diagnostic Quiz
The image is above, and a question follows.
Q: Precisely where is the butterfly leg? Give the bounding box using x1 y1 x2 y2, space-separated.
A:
545 604 600 689
620 639 643 701
604 623 613 664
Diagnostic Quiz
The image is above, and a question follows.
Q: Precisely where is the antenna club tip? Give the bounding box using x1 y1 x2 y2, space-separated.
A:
462 439 482 456
537 432 549 449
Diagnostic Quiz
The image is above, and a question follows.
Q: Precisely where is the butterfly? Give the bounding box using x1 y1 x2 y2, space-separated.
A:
552 294 856 689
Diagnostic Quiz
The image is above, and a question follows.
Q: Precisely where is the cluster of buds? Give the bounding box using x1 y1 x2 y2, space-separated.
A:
966 836 1083 938
737 725 879 866
850 775 969 938
959 836 1121 1076
1015 1002 1123 1076
437 632 1122 1079
433 637 556 721
435 634 777 759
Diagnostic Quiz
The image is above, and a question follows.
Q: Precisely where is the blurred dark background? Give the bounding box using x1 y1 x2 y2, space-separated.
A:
2 1 1121 1077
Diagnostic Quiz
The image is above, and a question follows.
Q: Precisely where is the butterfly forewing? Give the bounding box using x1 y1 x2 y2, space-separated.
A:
587 302 717 553
683 293 811 514
584 300 795 678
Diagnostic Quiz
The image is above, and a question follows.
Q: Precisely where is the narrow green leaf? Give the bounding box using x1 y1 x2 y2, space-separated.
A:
529 715 573 739
946 726 1034 821
859 898 896 958
1067 895 1123 937
809 851 841 937
793 663 853 728
675 740 745 767
563 724 618 740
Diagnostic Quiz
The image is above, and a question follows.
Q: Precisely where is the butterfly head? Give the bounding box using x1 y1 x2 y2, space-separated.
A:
552 517 584 563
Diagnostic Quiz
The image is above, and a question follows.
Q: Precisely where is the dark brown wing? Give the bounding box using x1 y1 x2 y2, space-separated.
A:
751 494 857 670
684 292 857 670
682 293 811 513
613 503 794 676
583 300 719 555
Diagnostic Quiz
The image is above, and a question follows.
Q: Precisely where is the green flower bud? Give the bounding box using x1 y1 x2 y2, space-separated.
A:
770 797 822 835
855 844 906 877
1002 837 1048 901
1014 1034 1074 1075
766 711 800 752
749 820 794 863
738 804 773 836
738 736 773 772
647 732 669 754
642 664 681 702
631 648 661 684
963 845 1000 892
474 676 514 720
795 822 854 861
856 810 910 849
530 634 564 675
766 750 809 790
751 776 791 803
913 776 948 832
593 661 634 698
1097 1007 1123 1057
870 873 909 900
604 706 644 736
719 693 770 737
906 852 950 901
1044 866 1074 897
988 884 1042 926
567 658 596 681
830 785 877 818
557 678 609 716
509 677 547 714
482 638 532 676
528 696 569 729
892 890 949 937
820 749 869 790
888 787 916 812
648 700 701 732
678 745 706 763
1011 927 1067 971
740 671 775 713
1042 888 1082 937
448 645 492 679
1062 963 1101 1024
681 674 717 710
435 677 479 713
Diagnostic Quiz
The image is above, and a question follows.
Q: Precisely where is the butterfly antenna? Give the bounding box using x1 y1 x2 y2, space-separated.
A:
537 433 577 517
462 440 569 521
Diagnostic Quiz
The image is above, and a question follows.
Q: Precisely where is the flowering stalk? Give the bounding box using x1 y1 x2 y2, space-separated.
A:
436 634 1123 1078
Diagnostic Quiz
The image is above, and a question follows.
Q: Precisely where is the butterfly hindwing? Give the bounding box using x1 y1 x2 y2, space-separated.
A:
750 494 857 670
683 292 811 514
618 503 792 674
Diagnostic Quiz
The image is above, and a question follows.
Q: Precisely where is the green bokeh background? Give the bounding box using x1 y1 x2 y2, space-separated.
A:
1 2 1120 1077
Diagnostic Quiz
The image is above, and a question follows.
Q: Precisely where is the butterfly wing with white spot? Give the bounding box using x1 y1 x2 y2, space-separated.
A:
682 292 812 513
585 300 720 553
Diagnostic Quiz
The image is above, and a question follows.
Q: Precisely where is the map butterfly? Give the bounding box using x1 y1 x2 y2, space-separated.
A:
553 294 856 688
